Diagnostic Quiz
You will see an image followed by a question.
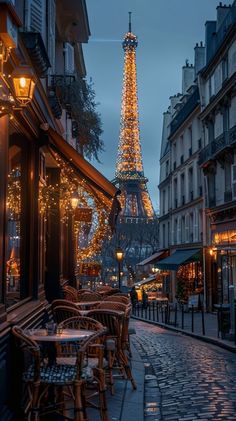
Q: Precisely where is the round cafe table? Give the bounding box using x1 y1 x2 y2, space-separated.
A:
25 328 95 342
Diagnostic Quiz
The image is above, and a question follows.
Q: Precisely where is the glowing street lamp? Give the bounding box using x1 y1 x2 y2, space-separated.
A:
115 247 124 290
12 66 36 106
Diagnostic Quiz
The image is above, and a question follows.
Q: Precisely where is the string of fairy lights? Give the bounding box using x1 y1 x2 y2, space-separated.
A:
39 151 112 262
116 31 154 218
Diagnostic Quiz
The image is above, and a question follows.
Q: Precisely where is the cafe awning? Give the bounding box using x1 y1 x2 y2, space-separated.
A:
156 249 201 271
137 250 168 266
135 274 157 287
46 127 118 200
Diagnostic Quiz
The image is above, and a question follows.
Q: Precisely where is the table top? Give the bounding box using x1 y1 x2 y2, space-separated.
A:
25 328 95 342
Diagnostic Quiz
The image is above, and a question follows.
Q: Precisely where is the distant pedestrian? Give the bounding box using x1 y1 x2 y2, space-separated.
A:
130 286 138 307
142 288 148 309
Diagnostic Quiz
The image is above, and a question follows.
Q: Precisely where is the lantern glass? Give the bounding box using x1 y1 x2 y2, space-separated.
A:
115 247 124 262
12 67 36 105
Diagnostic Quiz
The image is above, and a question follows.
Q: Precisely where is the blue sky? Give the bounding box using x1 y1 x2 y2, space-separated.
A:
83 0 231 210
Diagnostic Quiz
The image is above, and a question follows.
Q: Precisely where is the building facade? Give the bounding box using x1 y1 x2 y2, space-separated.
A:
158 1 236 310
0 1 118 418
199 1 236 308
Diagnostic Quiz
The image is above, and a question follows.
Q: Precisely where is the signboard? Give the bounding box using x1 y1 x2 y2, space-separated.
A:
75 207 92 223
188 294 199 309
79 262 101 277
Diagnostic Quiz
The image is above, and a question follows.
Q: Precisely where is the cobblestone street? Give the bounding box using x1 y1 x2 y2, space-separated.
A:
132 320 236 421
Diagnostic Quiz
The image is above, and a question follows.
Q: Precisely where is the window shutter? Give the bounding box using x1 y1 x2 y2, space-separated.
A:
232 164 236 199
29 0 44 33
47 0 56 73
65 43 75 74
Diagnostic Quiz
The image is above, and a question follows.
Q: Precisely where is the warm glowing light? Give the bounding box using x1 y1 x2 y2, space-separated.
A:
115 247 124 262
115 26 154 218
19 77 26 88
12 66 36 105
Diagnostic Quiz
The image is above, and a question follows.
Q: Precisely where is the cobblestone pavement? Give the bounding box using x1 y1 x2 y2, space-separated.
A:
131 319 236 421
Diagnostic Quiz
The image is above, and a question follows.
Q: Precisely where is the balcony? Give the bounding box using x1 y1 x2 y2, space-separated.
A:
21 32 51 78
198 125 236 166
170 87 200 136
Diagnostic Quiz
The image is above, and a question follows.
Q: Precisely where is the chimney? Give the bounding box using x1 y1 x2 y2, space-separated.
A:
194 42 206 77
216 2 231 31
182 60 195 94
205 20 217 64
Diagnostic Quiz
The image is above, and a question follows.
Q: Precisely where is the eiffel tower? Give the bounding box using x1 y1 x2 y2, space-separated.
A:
115 12 154 222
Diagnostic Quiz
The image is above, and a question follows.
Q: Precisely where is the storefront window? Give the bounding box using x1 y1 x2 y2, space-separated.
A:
6 145 22 307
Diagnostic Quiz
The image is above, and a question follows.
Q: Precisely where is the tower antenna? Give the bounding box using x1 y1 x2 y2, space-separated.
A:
129 11 132 32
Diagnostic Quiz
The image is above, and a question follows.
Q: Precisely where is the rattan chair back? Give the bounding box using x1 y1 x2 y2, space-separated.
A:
103 295 130 305
52 305 81 324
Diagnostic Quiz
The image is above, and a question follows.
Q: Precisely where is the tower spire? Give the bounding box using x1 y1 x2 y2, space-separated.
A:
129 11 132 32
115 20 154 219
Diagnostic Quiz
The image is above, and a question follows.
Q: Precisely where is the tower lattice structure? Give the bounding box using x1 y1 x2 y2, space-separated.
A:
115 13 154 220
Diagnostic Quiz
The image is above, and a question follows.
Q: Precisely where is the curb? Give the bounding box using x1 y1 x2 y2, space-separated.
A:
131 315 236 354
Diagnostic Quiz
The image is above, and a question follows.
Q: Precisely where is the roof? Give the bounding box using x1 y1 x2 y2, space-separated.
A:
156 249 201 271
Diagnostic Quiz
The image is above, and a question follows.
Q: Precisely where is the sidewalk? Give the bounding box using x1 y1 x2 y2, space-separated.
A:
87 339 145 420
132 307 236 353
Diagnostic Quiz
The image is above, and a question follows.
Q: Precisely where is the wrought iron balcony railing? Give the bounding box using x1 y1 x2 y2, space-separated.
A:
198 125 236 166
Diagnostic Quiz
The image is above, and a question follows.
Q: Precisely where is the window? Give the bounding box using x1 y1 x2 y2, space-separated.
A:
222 56 228 82
165 160 169 177
162 224 166 248
188 167 193 201
162 190 166 215
6 145 23 307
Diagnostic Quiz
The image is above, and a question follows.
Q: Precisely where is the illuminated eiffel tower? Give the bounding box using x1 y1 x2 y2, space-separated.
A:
115 13 154 222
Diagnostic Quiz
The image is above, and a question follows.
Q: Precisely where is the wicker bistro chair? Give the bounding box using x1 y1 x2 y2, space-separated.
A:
51 300 81 312
52 305 82 324
77 292 102 302
102 295 130 305
96 301 128 313
12 325 103 421
86 309 136 394
57 316 108 421
62 286 79 302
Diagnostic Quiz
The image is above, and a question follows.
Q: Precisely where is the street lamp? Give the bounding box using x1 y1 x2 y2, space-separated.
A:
115 246 124 290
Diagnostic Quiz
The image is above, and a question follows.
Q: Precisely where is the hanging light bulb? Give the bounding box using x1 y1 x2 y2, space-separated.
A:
71 191 79 210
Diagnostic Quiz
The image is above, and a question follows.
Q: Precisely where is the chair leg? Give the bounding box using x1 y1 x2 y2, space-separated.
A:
30 381 41 421
119 349 137 390
95 368 108 421
107 350 115 395
74 381 86 421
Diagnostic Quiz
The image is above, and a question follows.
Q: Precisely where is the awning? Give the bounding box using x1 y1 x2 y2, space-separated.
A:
156 249 201 271
137 250 168 266
135 275 157 287
46 127 118 200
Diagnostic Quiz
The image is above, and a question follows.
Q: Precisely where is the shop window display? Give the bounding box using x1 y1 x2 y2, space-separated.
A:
6 145 22 306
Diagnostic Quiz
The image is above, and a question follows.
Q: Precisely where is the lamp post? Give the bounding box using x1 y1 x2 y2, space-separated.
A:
115 247 124 290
